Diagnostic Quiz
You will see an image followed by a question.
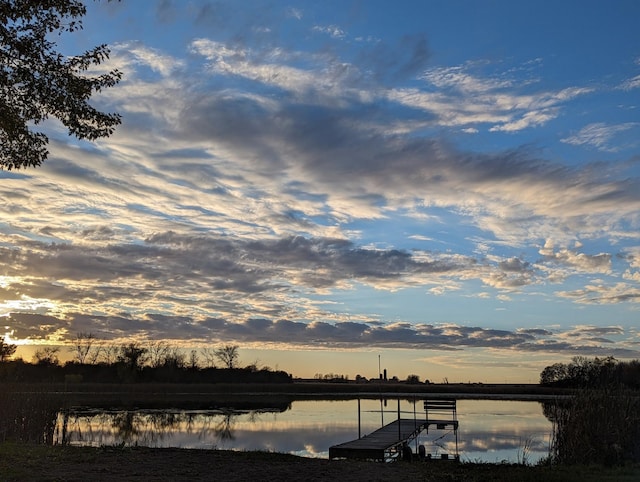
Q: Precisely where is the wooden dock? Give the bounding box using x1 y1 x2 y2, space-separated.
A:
329 399 459 461
329 417 458 461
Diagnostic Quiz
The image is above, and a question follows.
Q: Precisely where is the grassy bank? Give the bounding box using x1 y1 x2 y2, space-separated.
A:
1 443 639 481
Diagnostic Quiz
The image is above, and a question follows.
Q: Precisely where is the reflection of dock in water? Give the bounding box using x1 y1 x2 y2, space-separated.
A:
329 399 459 461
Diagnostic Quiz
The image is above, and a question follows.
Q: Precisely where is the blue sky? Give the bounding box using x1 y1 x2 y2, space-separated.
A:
2 0 640 381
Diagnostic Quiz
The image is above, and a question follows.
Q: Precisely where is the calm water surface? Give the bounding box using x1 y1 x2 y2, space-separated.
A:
55 399 552 462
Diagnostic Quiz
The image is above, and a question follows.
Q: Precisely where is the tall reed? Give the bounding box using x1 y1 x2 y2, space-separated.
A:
0 385 61 444
545 387 640 465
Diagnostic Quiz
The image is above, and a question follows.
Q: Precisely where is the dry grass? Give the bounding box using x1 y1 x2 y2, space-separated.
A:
0 389 61 444
545 388 640 465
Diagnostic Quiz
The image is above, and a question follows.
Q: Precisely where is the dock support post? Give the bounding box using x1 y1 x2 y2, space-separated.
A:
358 398 361 439
414 398 419 453
397 399 401 440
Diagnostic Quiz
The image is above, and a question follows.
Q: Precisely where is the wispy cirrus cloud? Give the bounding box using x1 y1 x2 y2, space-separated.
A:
388 62 592 132
619 75 640 91
619 58 640 91
561 122 639 151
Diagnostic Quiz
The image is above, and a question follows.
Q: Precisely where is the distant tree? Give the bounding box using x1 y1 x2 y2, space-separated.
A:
618 359 640 389
200 347 218 368
540 356 621 388
147 341 171 368
316 373 348 381
188 349 199 369
214 344 240 369
406 374 421 384
69 332 96 364
0 335 17 361
86 340 102 364
244 358 261 372
0 0 122 169
117 343 148 371
97 342 118 364
33 346 60 365
162 348 186 369
539 363 570 386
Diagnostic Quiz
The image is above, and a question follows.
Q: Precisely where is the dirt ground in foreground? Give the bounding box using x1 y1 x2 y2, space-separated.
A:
1 446 434 481
1 445 639 482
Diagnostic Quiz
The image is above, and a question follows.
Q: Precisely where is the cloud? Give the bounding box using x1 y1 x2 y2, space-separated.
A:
136 39 639 253
6 312 638 359
2 12 640 363
539 241 611 274
479 256 537 290
3 37 639 323
0 230 478 325
489 109 557 132
286 7 303 20
312 25 346 39
189 39 366 104
120 43 185 77
561 122 639 151
556 282 640 304
159 72 640 246
619 74 640 91
389 63 592 132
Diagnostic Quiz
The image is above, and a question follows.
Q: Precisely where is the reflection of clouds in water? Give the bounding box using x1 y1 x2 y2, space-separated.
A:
55 400 552 462
458 432 548 453
453 400 551 463
213 426 357 457
454 432 550 464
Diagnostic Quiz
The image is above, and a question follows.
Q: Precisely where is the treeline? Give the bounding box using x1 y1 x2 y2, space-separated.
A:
539 356 640 389
0 360 292 384
0 336 292 384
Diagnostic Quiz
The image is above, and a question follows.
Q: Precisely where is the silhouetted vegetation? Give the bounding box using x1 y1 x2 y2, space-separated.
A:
0 388 60 443
0 0 122 169
0 358 292 385
313 372 349 382
213 344 240 369
0 336 17 362
405 374 421 384
540 356 640 389
540 356 640 466
543 388 640 466
0 339 292 385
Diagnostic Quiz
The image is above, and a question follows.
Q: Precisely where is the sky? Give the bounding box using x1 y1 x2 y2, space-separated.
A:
1 0 640 382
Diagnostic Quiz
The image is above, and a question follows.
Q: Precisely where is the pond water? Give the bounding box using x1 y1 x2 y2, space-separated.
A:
54 398 553 463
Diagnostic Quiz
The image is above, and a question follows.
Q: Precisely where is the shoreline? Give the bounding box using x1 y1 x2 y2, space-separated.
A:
4 381 575 408
1 444 638 482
